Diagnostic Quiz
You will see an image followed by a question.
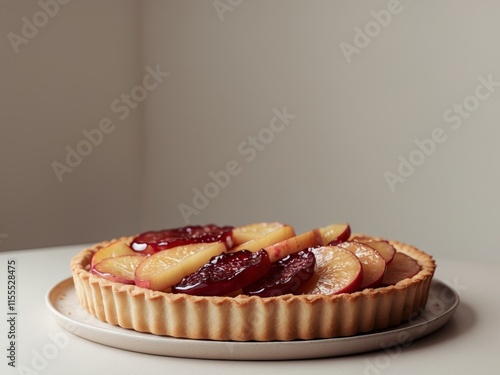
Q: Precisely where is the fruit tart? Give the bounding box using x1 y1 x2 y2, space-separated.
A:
70 222 436 341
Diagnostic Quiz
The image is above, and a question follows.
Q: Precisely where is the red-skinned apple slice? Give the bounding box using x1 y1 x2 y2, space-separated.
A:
134 242 226 290
337 241 386 289
91 240 135 268
319 223 351 245
359 240 396 264
300 246 362 295
231 224 295 253
263 229 323 263
351 236 396 264
232 222 290 245
92 254 146 284
382 252 421 286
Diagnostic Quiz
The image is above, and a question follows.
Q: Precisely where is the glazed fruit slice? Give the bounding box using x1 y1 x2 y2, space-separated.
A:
91 240 136 268
243 249 315 297
134 242 226 290
264 229 323 263
337 241 386 289
300 246 363 295
130 224 233 254
92 254 146 284
319 223 351 245
382 252 421 286
232 222 289 245
172 249 271 296
231 223 295 253
363 241 396 264
352 236 396 264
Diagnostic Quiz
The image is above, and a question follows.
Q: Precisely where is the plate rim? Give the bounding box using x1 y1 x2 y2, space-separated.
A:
46 278 460 360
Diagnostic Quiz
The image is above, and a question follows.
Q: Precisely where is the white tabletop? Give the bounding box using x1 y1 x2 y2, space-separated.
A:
0 244 498 375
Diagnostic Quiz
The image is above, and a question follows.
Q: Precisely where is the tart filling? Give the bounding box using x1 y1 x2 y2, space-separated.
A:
70 223 435 341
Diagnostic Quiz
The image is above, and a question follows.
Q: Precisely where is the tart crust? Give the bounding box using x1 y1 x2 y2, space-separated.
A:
70 235 436 341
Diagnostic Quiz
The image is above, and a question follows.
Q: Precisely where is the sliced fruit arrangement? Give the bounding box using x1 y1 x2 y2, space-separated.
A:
232 222 290 245
91 240 136 268
336 241 386 289
231 222 296 253
264 228 323 263
89 222 423 297
300 246 363 295
351 235 396 264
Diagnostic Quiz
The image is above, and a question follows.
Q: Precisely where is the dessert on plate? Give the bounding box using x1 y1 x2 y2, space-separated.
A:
70 222 436 341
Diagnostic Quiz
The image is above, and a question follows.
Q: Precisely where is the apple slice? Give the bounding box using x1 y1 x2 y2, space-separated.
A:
232 222 290 245
263 229 324 263
300 246 362 295
231 224 295 253
337 241 386 289
353 239 396 264
92 254 146 284
382 252 421 286
91 240 135 268
319 223 351 245
134 242 226 290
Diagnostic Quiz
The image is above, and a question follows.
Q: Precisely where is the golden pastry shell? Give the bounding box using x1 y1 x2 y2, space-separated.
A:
70 235 436 341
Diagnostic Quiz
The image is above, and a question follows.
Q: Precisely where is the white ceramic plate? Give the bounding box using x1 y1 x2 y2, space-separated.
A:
46 278 459 360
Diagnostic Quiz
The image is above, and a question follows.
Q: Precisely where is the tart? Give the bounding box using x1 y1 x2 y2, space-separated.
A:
70 223 436 341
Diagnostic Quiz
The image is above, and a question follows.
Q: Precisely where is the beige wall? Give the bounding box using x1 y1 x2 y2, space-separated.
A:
0 0 144 250
139 0 500 264
2 0 500 264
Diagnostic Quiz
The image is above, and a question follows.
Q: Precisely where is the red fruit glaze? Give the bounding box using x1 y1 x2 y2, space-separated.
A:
131 224 234 254
243 249 316 297
171 249 271 296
